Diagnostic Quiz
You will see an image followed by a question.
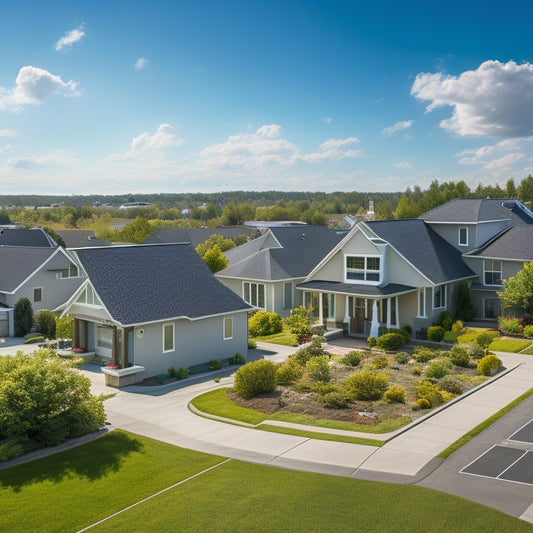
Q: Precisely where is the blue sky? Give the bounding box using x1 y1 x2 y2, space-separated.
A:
1 1 533 195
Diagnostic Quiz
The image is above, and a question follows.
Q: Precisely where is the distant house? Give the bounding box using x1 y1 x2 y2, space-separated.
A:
216 226 348 317
0 228 84 336
56 230 111 249
143 226 260 247
62 243 251 385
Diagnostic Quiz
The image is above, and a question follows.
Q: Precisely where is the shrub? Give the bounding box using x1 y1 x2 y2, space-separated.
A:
234 359 277 399
415 379 443 406
439 375 463 395
375 332 406 351
425 361 449 379
417 398 432 409
305 356 331 382
412 346 438 363
344 370 389 401
455 280 474 321
477 354 502 376
248 310 283 337
319 391 349 408
385 327 411 343
248 339 257 349
451 320 464 333
276 358 305 384
384 386 406 403
367 336 377 348
209 359 222 371
499 317 520 334
437 311 453 331
340 350 363 367
467 343 485 359
371 355 389 369
411 365 422 375
426 326 445 342
36 310 57 339
476 331 498 350
524 325 533 338
394 352 409 364
14 297 33 337
285 307 311 336
229 352 246 365
449 345 470 367
55 316 73 339
401 324 412 337
292 338 326 366
168 366 189 379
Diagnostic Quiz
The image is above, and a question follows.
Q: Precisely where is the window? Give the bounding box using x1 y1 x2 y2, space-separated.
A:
484 298 500 319
484 260 502 286
224 316 233 340
283 282 293 310
434 285 446 309
243 282 265 308
163 323 174 353
33 288 42 303
390 297 397 326
458 227 468 246
418 289 426 317
345 255 381 283
61 263 79 278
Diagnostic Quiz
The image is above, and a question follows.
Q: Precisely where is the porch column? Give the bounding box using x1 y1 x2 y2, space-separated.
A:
78 320 88 350
344 296 350 324
395 296 400 328
72 318 79 347
386 297 391 329
112 327 119 366
8 308 14 337
318 293 324 325
121 327 133 368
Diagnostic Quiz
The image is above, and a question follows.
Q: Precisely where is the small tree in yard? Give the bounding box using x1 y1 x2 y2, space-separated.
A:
36 310 56 338
202 244 229 273
56 316 74 339
233 359 277 399
455 280 474 322
248 311 283 337
14 297 33 337
499 262 533 315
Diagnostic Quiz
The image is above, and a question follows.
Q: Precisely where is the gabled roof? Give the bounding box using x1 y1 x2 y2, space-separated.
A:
365 219 476 284
56 230 111 248
0 227 57 247
71 243 251 326
143 226 260 247
0 247 62 293
217 226 348 281
419 198 533 225
466 226 533 261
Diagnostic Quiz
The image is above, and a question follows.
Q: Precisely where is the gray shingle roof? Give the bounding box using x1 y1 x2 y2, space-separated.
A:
366 219 475 284
467 226 533 261
0 247 58 292
0 228 57 247
297 280 416 297
217 226 348 280
56 230 111 248
73 243 251 325
143 226 260 247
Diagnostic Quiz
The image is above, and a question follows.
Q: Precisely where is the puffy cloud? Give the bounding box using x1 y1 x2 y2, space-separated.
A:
412 60 533 138
0 129 17 137
0 66 80 110
302 137 362 162
5 154 56 168
457 138 530 168
107 124 183 161
55 24 85 51
381 120 414 136
134 57 149 70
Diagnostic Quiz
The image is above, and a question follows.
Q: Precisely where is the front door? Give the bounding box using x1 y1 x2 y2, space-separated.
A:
349 297 366 335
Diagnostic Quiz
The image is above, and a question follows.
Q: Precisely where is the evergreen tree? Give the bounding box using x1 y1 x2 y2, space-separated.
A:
14 297 33 337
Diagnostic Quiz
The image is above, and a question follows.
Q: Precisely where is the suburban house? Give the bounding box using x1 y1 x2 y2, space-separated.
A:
143 226 260 247
62 243 252 385
56 230 112 248
215 225 348 317
297 219 476 338
420 198 533 320
0 228 84 336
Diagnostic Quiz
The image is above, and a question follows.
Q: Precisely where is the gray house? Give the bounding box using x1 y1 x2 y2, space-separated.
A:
62 243 251 385
420 199 533 319
216 225 348 317
297 219 476 338
0 228 84 336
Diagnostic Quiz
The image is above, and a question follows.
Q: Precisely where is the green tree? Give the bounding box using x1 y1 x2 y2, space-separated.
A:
55 316 74 339
14 297 33 337
498 262 533 314
517 175 533 203
202 244 228 273
0 349 105 457
455 280 475 321
44 227 66 247
117 217 154 243
505 178 517 199
36 310 57 338
195 234 236 257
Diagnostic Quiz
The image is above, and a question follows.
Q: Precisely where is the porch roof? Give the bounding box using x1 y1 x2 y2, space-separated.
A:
297 280 416 297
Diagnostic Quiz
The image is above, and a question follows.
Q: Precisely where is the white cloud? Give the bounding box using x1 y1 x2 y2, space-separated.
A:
411 60 533 138
0 129 17 137
5 154 57 169
0 66 80 111
107 124 183 161
302 137 362 162
394 161 412 169
381 120 414 136
322 116 332 124
55 24 85 51
134 58 149 70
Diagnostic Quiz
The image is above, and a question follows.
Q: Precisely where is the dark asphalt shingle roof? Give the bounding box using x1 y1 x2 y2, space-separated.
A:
143 227 260 247
467 226 533 261
0 228 56 247
366 219 476 284
0 247 58 292
56 230 111 248
217 226 348 280
297 280 416 297
73 243 251 325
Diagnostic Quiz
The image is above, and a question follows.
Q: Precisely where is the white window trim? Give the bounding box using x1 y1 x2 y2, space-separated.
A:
223 315 233 340
162 323 175 353
242 281 266 309
458 227 468 247
283 282 293 310
417 288 426 318
483 259 503 287
433 284 446 310
33 287 43 303
344 254 382 285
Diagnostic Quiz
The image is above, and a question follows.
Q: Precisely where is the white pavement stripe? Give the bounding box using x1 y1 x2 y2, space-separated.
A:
76 458 231 532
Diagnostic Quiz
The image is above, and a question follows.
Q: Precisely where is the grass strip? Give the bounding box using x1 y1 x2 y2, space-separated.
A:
438 387 533 459
489 338 532 353
190 388 411 434
257 424 385 446
252 330 299 346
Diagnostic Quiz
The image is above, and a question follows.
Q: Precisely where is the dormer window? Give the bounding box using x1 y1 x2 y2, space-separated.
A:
458 227 468 246
345 255 381 283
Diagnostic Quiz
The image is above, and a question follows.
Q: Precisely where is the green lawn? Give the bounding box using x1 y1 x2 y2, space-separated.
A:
489 338 533 353
252 326 299 346
1 430 529 533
